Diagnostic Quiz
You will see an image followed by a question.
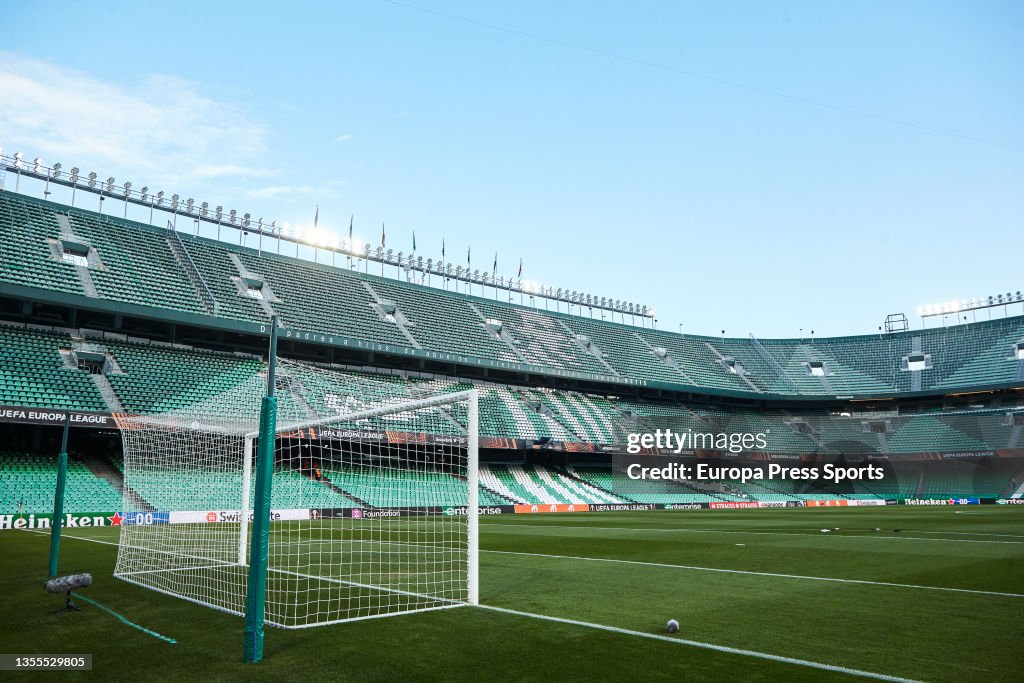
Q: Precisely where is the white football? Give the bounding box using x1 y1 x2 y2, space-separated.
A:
667 619 679 633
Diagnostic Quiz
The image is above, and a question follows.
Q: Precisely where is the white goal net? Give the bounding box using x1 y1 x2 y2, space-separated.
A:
113 359 479 628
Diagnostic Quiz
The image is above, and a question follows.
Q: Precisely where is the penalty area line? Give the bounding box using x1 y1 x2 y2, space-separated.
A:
478 604 921 683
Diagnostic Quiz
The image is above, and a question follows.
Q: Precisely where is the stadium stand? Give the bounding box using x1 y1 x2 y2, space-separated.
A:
0 452 122 513
0 324 107 411
103 339 263 414
482 464 627 504
0 193 86 296
3 193 1023 397
0 324 1022 457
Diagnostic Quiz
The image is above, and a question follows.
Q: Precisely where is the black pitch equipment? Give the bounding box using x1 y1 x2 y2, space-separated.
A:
44 573 92 613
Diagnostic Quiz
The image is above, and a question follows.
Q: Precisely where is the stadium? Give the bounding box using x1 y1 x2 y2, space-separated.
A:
1 150 1022 679
2 5 1023 681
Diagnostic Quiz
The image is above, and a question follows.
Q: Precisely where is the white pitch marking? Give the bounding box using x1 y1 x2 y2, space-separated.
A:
478 604 922 683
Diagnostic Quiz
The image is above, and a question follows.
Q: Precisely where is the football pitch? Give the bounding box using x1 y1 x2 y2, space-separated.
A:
2 507 1022 681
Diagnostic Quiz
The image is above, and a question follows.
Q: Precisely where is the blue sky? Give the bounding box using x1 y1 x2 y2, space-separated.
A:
1 0 1021 338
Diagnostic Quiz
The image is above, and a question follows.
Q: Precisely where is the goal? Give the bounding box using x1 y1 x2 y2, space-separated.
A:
113 358 479 632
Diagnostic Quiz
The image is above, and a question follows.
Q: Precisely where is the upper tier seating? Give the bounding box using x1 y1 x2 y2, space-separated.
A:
0 324 107 411
3 192 1023 397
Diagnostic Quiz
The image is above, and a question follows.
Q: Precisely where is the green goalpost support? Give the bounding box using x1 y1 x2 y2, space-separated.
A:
243 316 279 664
48 411 71 578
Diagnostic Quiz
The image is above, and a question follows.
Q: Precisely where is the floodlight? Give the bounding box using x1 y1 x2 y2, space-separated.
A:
106 177 115 192
33 157 43 173
229 209 237 224
216 206 223 220
140 187 149 201
123 181 132 196
186 198 194 212
156 190 164 205
87 172 97 188
200 202 209 217
70 167 79 183
51 162 62 179
13 152 23 168
242 212 251 228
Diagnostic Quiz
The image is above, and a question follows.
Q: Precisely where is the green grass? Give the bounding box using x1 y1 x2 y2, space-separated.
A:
1 507 1022 681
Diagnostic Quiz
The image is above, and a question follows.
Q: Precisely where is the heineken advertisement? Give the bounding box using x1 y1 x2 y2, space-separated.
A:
0 511 126 530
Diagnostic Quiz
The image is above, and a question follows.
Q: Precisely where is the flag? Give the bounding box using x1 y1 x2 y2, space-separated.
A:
467 245 471 265
412 231 417 252
517 258 522 279
493 252 497 273
381 223 386 247
348 215 353 241
442 239 446 259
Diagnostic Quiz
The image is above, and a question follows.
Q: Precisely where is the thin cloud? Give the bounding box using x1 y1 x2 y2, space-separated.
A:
0 52 272 187
334 134 354 142
246 181 346 199
193 164 276 179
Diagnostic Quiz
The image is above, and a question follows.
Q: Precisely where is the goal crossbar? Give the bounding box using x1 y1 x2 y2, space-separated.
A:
244 389 478 438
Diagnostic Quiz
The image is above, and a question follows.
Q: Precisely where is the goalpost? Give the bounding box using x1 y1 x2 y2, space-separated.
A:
113 340 479 658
